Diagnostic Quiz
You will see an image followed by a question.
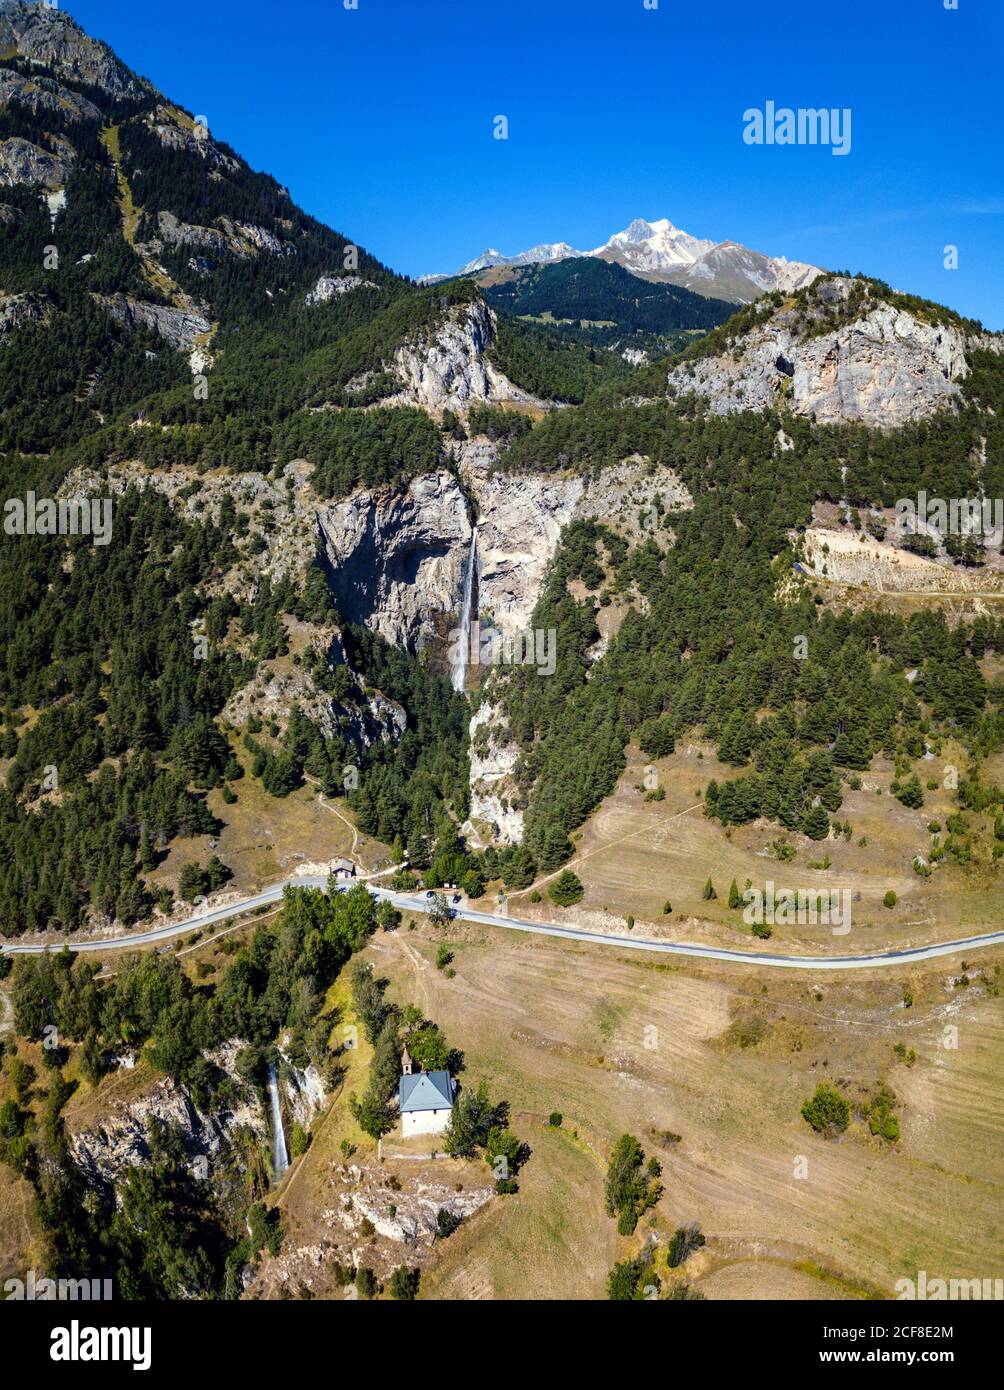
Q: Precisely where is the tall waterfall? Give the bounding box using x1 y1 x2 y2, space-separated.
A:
452 527 478 693
267 1062 289 1182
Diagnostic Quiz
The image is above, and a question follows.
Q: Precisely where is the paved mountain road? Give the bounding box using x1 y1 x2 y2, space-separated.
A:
2 876 1004 972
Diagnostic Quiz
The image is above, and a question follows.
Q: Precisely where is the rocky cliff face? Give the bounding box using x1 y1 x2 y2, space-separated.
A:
140 209 298 265
0 288 49 339
145 104 242 173
221 658 406 748
318 469 474 650
68 1053 265 1188
92 292 212 351
467 699 524 842
459 440 692 637
61 459 408 746
0 66 102 121
800 525 1004 594
0 131 74 186
457 444 693 842
280 1059 327 1131
0 1 150 99
387 299 541 412
666 277 976 427
305 274 378 306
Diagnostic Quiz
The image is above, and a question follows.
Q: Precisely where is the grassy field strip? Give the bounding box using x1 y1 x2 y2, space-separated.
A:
514 799 704 898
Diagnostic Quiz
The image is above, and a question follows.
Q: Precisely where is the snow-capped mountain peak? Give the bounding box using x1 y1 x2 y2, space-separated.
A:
442 217 823 303
458 241 586 276
458 248 509 274
592 217 718 272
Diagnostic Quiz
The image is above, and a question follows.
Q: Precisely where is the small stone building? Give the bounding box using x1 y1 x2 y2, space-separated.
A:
398 1045 455 1137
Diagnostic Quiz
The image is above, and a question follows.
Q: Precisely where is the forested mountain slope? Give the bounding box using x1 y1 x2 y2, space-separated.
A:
2 1 1004 941
479 256 738 360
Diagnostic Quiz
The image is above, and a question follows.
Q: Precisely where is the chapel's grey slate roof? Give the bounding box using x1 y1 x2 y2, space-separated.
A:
399 1070 454 1113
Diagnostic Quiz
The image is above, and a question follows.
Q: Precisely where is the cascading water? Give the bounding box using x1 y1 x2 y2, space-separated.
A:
267 1062 289 1182
452 526 478 693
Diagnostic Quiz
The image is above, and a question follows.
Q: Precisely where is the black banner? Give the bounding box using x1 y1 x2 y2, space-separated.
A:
2 1297 988 1375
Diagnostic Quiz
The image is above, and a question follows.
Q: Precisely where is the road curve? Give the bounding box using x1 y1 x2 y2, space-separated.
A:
2 876 1004 971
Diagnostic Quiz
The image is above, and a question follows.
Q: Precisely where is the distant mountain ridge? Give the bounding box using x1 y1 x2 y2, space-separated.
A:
429 216 823 304
480 256 737 361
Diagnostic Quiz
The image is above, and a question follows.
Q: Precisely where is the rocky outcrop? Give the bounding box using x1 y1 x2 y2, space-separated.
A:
92 293 212 351
0 2 151 99
666 277 973 427
0 289 50 340
221 662 406 749
468 700 524 843
61 459 410 747
0 132 74 187
305 274 378 306
145 104 242 174
0 67 102 122
461 442 692 636
459 446 692 842
800 525 1004 594
281 1063 326 1131
386 299 541 412
63 460 320 595
143 209 297 263
318 470 474 649
148 209 233 256
217 217 296 258
336 1174 493 1245
69 1070 264 1187
473 471 582 633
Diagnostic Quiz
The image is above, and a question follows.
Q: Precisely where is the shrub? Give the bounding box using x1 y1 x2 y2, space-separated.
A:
883 890 897 908
667 1223 705 1269
800 1082 850 1136
436 1208 461 1239
549 870 584 906
894 775 924 809
388 1265 421 1300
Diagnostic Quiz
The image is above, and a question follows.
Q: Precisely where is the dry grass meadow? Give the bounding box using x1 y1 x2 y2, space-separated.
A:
4 714 1004 1300
358 913 1004 1301
506 737 1004 955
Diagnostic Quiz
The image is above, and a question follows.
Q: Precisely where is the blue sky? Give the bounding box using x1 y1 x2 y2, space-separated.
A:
70 0 1004 326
